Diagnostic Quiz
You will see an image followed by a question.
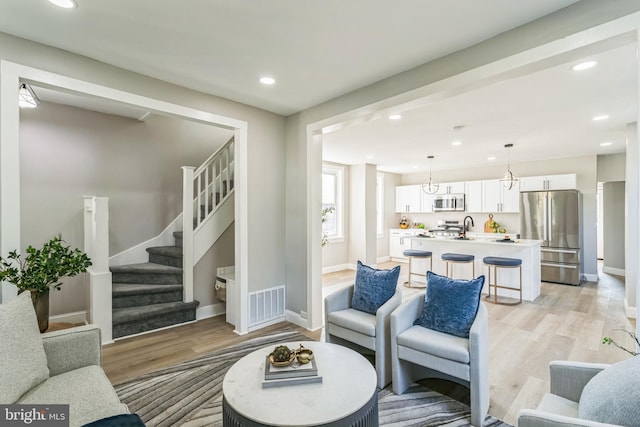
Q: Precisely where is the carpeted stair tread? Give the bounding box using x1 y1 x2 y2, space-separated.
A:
146 246 182 257
113 283 183 295
113 301 199 325
110 263 182 274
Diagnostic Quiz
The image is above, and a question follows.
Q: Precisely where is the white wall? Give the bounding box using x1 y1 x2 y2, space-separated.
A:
285 3 640 326
348 164 377 266
378 171 401 260
1 33 286 310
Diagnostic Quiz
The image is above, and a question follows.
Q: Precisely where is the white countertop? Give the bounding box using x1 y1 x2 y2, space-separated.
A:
409 236 542 247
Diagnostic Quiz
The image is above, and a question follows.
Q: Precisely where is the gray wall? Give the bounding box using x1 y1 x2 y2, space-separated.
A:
603 181 625 271
19 101 231 315
1 31 286 311
598 153 626 182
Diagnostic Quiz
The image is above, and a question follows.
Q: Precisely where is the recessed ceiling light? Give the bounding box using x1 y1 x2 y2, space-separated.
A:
389 114 402 120
259 76 276 85
412 165 419 169
572 61 597 71
600 141 613 147
366 154 375 159
487 156 496 161
48 0 77 8
592 114 609 121
451 140 462 146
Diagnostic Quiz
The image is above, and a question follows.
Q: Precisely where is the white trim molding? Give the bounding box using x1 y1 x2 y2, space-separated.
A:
625 298 637 319
602 266 625 277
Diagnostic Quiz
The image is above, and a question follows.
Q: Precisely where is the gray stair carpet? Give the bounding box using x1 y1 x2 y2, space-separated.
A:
111 231 199 339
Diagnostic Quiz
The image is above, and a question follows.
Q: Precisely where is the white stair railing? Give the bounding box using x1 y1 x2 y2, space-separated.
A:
83 196 112 344
182 137 235 302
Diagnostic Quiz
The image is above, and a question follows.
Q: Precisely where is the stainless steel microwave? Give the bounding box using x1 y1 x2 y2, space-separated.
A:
433 194 465 212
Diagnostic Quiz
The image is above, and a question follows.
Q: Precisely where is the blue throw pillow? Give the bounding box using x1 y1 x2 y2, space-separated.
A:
351 261 400 315
413 271 484 338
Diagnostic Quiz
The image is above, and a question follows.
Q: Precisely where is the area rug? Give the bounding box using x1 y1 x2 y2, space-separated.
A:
115 329 512 427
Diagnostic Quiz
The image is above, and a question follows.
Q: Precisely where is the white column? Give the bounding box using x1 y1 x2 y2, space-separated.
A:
83 196 112 343
182 167 195 303
0 68 20 303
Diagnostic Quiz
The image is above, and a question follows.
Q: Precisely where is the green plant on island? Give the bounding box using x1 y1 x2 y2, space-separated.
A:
0 235 92 296
602 329 639 357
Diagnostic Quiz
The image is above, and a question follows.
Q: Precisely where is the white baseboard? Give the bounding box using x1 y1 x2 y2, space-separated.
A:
50 310 87 324
196 303 226 320
322 263 350 274
377 256 391 264
584 273 598 283
602 266 626 277
625 298 637 319
390 257 409 263
285 309 308 329
247 315 287 333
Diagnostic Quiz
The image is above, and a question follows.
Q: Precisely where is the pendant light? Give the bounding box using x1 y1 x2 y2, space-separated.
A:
500 143 518 190
422 155 440 194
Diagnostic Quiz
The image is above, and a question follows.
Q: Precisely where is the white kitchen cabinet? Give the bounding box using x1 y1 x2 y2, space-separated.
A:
389 229 418 260
464 180 483 212
420 190 435 213
395 185 422 213
436 181 465 195
519 174 577 191
482 179 520 213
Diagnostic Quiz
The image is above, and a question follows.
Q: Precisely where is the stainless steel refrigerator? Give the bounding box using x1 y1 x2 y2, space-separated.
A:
520 190 582 285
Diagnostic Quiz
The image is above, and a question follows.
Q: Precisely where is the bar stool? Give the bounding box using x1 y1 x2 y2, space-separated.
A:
402 249 432 289
483 256 522 305
441 253 475 279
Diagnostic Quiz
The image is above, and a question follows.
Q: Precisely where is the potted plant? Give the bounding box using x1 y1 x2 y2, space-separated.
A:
0 235 92 332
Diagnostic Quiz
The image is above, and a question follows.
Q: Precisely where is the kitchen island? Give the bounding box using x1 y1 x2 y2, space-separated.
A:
409 236 542 301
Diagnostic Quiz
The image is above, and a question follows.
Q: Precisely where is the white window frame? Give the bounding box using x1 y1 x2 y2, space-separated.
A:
322 164 344 242
377 173 384 238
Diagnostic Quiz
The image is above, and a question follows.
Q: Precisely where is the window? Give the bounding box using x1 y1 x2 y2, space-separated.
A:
377 173 384 237
322 165 344 240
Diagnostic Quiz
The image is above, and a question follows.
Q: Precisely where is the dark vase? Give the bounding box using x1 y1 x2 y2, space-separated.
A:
29 291 50 333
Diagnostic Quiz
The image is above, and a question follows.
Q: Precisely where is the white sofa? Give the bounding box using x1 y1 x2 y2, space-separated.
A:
0 292 130 427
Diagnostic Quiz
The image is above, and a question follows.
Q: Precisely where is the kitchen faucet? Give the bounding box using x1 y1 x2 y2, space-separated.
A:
463 215 474 235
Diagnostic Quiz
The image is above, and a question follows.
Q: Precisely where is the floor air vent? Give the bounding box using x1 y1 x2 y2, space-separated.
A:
248 286 285 328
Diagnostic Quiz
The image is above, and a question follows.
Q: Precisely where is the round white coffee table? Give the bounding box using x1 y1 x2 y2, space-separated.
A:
222 341 378 427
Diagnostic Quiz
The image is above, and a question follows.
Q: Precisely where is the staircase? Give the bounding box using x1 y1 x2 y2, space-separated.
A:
110 231 199 338
84 137 236 340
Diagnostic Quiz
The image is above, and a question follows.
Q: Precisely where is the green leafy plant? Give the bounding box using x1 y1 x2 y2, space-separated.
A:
0 235 92 296
321 206 335 247
603 329 639 357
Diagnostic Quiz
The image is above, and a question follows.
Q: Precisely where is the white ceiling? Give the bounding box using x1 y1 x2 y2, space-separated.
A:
323 43 638 174
0 0 579 116
0 0 636 174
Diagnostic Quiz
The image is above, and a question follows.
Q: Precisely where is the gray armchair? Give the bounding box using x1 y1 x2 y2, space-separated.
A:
324 284 402 388
517 361 621 427
390 293 489 427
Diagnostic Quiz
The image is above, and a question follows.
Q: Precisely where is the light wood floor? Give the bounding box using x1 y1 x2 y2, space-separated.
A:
103 263 635 425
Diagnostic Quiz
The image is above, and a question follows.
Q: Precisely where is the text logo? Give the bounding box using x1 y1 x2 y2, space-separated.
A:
0 405 69 426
